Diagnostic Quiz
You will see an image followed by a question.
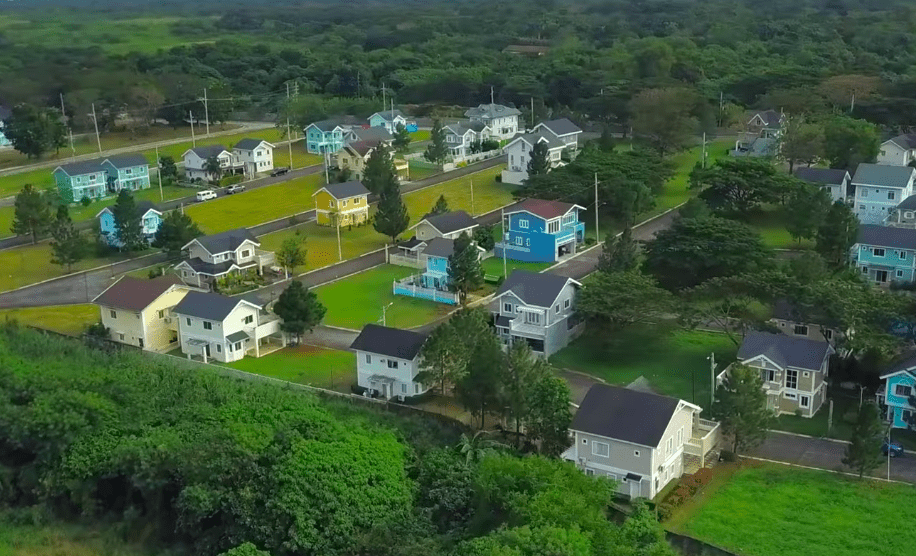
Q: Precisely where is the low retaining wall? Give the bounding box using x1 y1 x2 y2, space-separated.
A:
666 532 737 556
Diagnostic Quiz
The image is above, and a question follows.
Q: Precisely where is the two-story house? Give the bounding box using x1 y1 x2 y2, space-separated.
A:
853 224 916 285
877 354 916 429
345 126 394 145
501 132 566 186
735 332 834 417
368 110 408 134
54 153 151 203
175 228 274 290
731 110 785 158
492 269 583 357
851 163 916 224
532 118 583 150
392 236 482 305
747 110 785 138
443 122 492 159
312 181 371 227
100 154 151 194
173 291 284 363
562 384 720 499
0 105 10 147
465 103 521 141
92 275 197 352
495 198 585 263
350 323 429 400
410 210 478 241
878 134 916 167
182 145 242 182
886 195 916 228
305 119 349 154
96 200 162 248
335 141 407 182
233 138 275 178
794 167 850 204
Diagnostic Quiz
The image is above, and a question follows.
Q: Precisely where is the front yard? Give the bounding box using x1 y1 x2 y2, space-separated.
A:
666 462 916 556
226 344 356 393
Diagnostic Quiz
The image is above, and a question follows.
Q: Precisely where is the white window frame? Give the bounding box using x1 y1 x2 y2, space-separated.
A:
503 303 512 312
634 450 640 457
793 324 808 336
800 395 810 408
365 353 371 364
387 360 399 369
592 441 610 457
874 248 886 257
519 219 529 229
784 392 798 400
203 321 213 331
110 310 117 319
895 384 912 397
786 369 798 390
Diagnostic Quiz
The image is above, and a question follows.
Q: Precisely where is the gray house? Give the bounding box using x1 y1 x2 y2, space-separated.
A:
794 168 850 204
410 210 479 241
562 384 720 499
492 270 583 357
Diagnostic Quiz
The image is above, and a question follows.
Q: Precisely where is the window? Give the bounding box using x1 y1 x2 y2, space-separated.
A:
800 395 810 408
401 384 407 393
520 219 529 229
203 321 212 330
677 427 683 446
634 450 641 457
582 438 588 444
896 384 912 397
785 392 798 400
592 441 610 457
158 310 164 319
585 469 595 476
524 311 540 324
186 317 191 326
234 342 242 351
89 174 96 180
786 369 798 390
243 315 253 325
504 303 512 312
110 310 117 319
342 200 348 207
353 198 359 204
565 299 570 309
515 236 523 245
555 304 560 313
365 354 372 364
862 266 869 274
874 248 886 257
216 344 221 353
898 270 905 278
525 238 530 247
241 250 251 258
906 212 915 219
766 369 776 382
328 201 333 208
825 329 833 340
387 360 399 369
415 384 420 394
547 220 560 233
666 437 673 454
900 251 908 259
803 371 810 377
793 325 808 336
889 191 896 201
860 189 868 197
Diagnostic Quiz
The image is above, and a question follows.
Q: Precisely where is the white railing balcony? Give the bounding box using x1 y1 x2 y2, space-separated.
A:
509 319 546 337
256 250 276 266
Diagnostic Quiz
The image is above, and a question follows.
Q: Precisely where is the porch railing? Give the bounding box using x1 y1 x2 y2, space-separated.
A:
392 279 459 305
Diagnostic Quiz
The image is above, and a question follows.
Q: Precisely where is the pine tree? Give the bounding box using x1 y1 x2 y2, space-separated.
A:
447 231 483 304
710 363 776 454
11 183 52 244
49 204 87 272
153 210 202 258
362 143 398 195
392 123 411 152
112 190 145 251
526 140 550 179
596 226 638 274
430 194 449 216
373 178 409 243
842 401 884 479
816 201 859 269
273 280 326 344
424 119 448 165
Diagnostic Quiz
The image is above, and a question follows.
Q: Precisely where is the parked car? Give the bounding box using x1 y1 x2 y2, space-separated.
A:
196 190 218 202
882 440 904 458
270 167 290 177
226 184 246 194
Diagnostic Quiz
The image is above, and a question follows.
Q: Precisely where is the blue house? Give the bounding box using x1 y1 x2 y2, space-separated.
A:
393 237 483 305
495 198 585 263
304 119 348 154
96 200 163 248
53 153 150 204
878 355 916 429
368 110 407 134
852 224 916 285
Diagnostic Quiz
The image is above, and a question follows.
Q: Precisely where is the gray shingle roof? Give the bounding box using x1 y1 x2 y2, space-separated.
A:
349 324 427 361
538 118 581 137
887 134 916 150
316 180 370 200
511 131 565 150
857 224 916 250
309 119 354 133
750 109 782 128
104 153 149 169
344 140 377 157
234 138 271 151
422 237 455 258
101 200 160 218
737 331 832 372
226 330 250 343
351 127 393 143
465 103 521 119
495 270 576 308
571 384 682 448
173 291 252 321
189 145 230 159
55 158 106 176
851 163 916 188
416 211 478 235
193 228 259 255
180 258 238 276
371 110 406 122
898 195 916 211
794 168 849 186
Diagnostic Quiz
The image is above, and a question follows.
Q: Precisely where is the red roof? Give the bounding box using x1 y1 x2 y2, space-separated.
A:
504 198 580 220
92 275 185 312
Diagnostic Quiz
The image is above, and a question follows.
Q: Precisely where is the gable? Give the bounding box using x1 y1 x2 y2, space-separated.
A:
740 354 783 371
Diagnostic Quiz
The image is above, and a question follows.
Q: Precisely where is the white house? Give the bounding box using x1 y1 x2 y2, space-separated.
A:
368 110 408 134
532 118 582 150
0 105 10 147
350 323 429 400
562 384 720 499
175 228 275 290
464 103 521 141
233 138 275 178
182 145 242 181
794 167 850 204
851 163 916 224
501 132 566 186
443 122 491 159
172 291 284 363
878 134 916 167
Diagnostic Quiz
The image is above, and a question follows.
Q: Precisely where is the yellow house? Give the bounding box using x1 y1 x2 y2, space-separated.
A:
337 140 410 182
92 275 199 352
312 180 371 226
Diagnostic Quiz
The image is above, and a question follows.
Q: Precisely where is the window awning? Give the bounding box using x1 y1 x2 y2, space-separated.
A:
626 473 642 482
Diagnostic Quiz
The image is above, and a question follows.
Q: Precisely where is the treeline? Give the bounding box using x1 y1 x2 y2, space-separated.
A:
0 325 675 556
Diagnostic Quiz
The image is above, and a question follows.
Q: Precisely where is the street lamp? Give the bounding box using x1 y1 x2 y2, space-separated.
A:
381 302 393 327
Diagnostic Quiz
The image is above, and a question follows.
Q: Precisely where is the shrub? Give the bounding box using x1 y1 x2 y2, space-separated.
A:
657 504 674 521
80 196 92 207
584 237 597 246
86 321 109 338
719 450 737 462
495 174 502 182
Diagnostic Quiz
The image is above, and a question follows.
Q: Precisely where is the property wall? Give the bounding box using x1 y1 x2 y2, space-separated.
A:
142 287 191 352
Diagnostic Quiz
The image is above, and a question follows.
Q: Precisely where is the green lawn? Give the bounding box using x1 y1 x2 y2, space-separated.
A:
745 207 814 250
0 304 98 335
668 463 916 556
226 345 356 393
411 129 431 142
407 161 439 181
140 127 287 166
0 166 58 198
481 257 552 280
314 264 453 330
0 244 153 293
550 323 737 407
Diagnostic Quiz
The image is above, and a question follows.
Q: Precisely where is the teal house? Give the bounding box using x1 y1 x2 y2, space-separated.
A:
305 120 348 154
101 154 151 193
879 356 916 428
53 153 150 204
96 200 162 248
852 224 916 285
393 237 483 305
368 110 407 134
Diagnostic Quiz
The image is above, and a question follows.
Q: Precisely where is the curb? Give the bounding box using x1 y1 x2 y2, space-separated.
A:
321 324 362 333
766 429 852 445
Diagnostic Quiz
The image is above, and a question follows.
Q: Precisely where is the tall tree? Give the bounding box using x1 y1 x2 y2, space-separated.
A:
815 201 859 270
272 280 326 344
596 227 638 274
158 156 178 181
822 115 880 170
842 401 885 479
48 205 87 273
691 158 787 216
455 332 505 429
682 274 773 346
430 194 449 216
218 543 272 556
424 119 448 165
3 103 66 159
152 210 203 258
501 341 541 446
363 142 399 195
204 155 223 183
275 234 307 279
576 271 674 332
710 363 776 454
392 123 411 152
631 87 698 155
784 182 832 243
417 308 491 394
111 190 145 251
447 231 483 304
373 179 409 243
526 140 550 180
11 183 52 244
779 118 823 173
473 224 496 251
525 369 573 457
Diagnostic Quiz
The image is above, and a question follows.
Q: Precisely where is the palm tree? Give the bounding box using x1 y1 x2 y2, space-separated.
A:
204 155 223 184
457 430 508 465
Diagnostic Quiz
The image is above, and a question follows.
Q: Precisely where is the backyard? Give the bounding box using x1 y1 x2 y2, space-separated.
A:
666 462 916 556
0 303 97 335
226 344 356 393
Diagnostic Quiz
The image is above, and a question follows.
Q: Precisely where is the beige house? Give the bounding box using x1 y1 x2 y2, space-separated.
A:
92 275 198 352
336 140 409 182
562 384 720 499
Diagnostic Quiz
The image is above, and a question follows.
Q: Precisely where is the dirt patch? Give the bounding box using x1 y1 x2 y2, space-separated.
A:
292 343 326 355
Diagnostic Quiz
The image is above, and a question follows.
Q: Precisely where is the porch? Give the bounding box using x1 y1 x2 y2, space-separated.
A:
683 417 722 472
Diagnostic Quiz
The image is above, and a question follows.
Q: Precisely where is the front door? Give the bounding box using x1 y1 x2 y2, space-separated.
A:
204 344 211 358
629 479 640 499
876 270 889 283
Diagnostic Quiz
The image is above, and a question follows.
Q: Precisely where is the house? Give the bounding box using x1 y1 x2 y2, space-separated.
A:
304 119 349 154
851 163 916 224
312 181 371 227
532 118 582 150
53 153 150 204
886 195 916 228
0 105 10 147
443 122 492 159
233 138 275 178
501 132 567 186
368 110 408 134
731 110 784 158
350 323 430 400
100 154 151 193
96 201 162 248
877 355 916 428
562 384 720 499
345 126 394 145
335 141 407 181
92 275 197 352
746 110 784 138
878 134 916 167
172 291 284 363
182 145 242 182
769 299 840 345
494 198 585 263
175 228 275 290
410 210 478 241
502 44 550 57
492 270 583 357
392 237 482 305
852 224 916 285
465 103 521 141
734 331 834 417
794 168 850 204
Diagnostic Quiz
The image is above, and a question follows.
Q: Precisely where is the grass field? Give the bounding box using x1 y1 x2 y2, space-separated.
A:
480 257 552 280
314 264 452 330
746 206 815 250
226 344 356 392
0 304 97 335
667 462 916 556
0 521 162 556
550 323 738 406
0 244 154 293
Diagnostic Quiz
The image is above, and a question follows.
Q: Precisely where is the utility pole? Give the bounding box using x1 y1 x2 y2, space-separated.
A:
382 82 387 113
189 111 196 147
335 213 342 261
357 71 360 97
490 86 495 105
155 146 163 202
709 352 717 407
90 103 102 153
501 207 507 278
850 91 856 113
324 151 330 184
68 128 75 156
469 177 475 214
702 132 707 169
202 89 210 137
594 173 599 243
531 97 535 129
59 93 67 119
286 82 294 170
381 302 393 326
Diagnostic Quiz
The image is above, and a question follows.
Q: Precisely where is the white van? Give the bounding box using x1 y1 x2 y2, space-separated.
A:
196 190 218 202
